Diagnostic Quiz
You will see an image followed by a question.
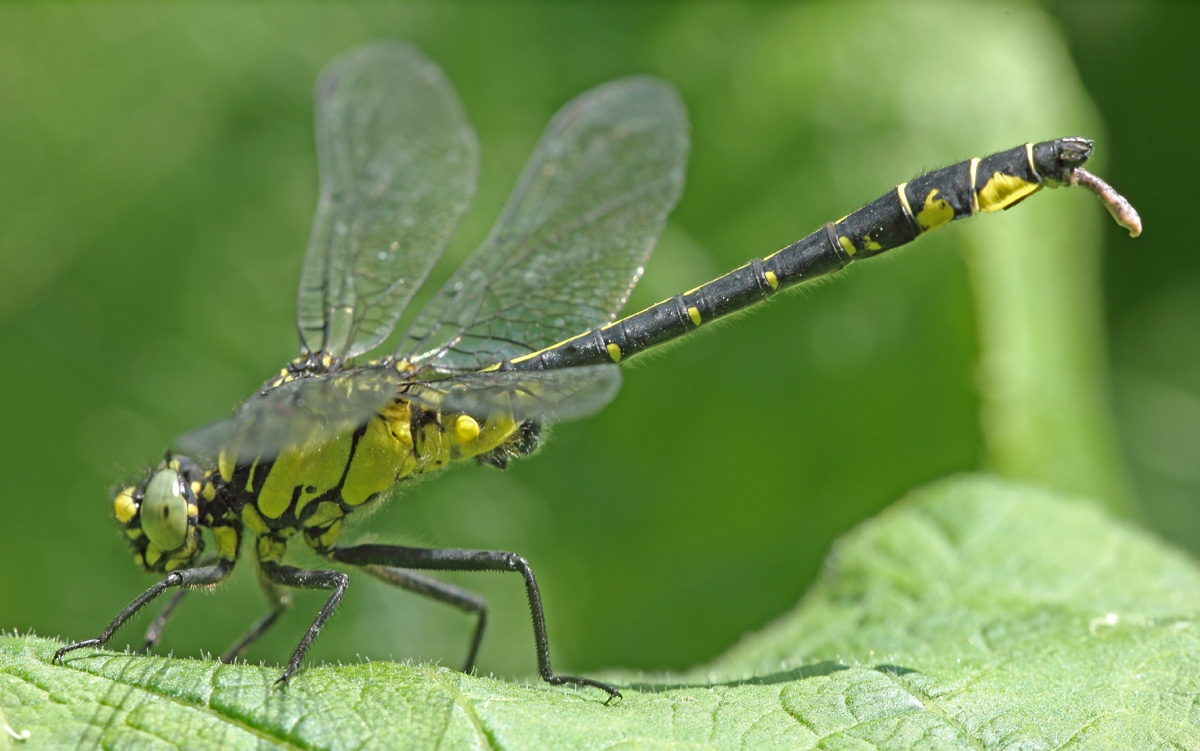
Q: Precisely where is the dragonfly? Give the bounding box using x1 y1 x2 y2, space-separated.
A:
53 41 1142 703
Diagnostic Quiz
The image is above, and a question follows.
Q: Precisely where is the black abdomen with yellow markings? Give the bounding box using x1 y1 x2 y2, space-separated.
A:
56 43 1141 704
507 138 1137 373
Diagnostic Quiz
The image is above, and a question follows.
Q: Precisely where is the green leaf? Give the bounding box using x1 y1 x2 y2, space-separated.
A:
5 475 1198 749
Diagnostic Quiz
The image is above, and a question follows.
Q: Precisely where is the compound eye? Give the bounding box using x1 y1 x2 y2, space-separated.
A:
141 469 189 551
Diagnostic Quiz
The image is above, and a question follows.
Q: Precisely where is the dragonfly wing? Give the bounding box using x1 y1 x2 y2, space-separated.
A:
174 363 619 463
298 42 478 362
408 364 622 423
174 366 402 463
398 76 688 372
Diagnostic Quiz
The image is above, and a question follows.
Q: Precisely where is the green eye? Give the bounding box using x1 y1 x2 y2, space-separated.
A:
141 469 188 551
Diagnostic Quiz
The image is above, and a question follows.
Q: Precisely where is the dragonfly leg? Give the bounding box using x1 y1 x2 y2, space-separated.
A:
141 555 226 652
140 556 290 663
360 565 488 673
258 561 348 685
54 560 234 665
142 588 188 652
332 543 621 703
219 570 292 663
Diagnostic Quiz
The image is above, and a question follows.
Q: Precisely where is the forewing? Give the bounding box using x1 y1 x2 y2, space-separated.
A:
398 77 688 372
174 363 620 464
408 364 622 422
298 42 478 361
174 366 402 463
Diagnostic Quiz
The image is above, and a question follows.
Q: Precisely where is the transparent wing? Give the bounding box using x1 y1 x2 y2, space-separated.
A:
298 42 478 362
408 364 621 422
173 363 620 463
398 76 688 372
174 366 402 463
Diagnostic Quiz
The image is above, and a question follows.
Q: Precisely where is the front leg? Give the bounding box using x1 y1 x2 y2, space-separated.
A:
143 560 289 664
141 554 221 652
54 560 235 664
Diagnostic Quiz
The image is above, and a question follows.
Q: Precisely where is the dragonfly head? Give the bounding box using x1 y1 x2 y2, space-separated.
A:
113 454 206 574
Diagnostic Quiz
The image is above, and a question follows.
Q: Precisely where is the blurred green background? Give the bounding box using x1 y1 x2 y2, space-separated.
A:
1 1 1195 683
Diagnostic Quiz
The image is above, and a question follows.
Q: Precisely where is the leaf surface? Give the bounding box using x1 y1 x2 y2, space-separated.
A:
6 476 1198 750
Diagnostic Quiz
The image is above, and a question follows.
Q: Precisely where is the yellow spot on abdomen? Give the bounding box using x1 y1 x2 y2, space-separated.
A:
764 270 778 290
896 183 915 223
838 236 857 256
862 234 883 251
977 171 1041 213
606 342 622 362
687 306 701 326
916 189 954 232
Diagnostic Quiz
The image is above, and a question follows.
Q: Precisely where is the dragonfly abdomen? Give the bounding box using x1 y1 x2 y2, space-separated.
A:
506 138 1113 373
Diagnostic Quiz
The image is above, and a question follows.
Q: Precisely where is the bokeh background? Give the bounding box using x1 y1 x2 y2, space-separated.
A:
2 1 1196 682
